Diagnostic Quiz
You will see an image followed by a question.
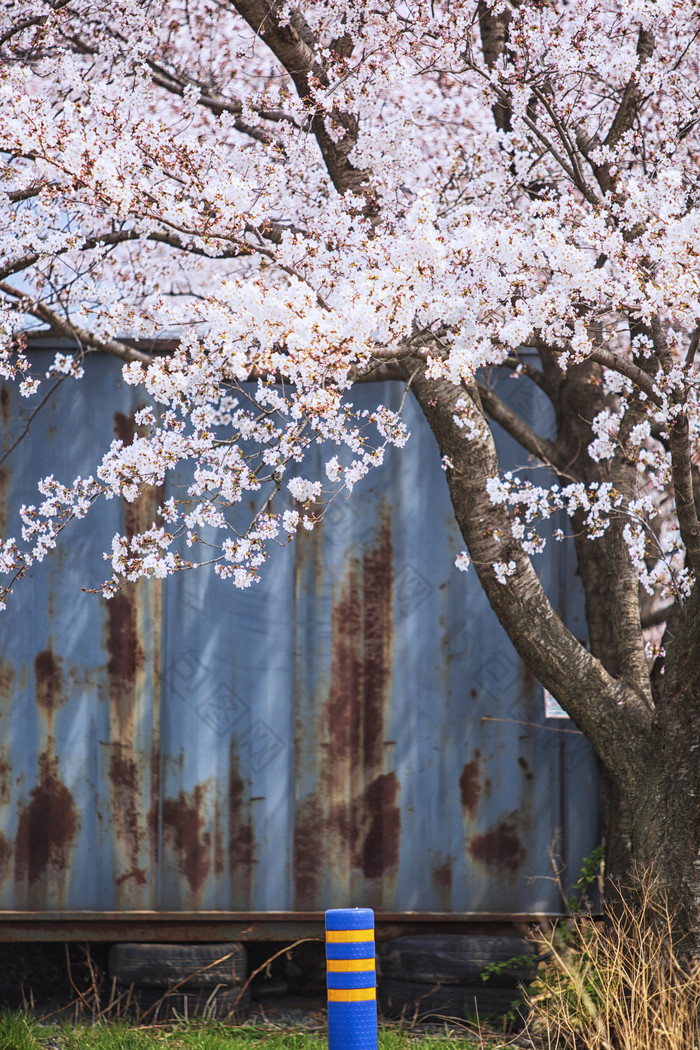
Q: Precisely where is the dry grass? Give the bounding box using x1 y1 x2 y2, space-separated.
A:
523 873 700 1050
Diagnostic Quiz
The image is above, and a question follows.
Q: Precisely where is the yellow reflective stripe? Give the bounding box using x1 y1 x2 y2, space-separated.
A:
326 929 375 943
327 959 375 973
328 988 376 1002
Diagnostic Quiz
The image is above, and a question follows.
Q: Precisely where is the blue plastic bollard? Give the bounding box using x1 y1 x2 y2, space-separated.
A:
325 908 378 1050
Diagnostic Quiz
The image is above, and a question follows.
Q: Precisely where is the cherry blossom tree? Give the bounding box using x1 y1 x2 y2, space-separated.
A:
2 0 700 949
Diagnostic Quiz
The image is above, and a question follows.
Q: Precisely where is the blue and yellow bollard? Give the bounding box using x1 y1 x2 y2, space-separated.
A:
325 908 378 1050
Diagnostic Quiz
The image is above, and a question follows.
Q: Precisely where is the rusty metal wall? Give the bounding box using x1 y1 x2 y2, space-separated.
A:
0 348 600 926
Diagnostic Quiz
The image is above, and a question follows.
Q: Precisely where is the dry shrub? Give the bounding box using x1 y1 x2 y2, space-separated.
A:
523 873 700 1050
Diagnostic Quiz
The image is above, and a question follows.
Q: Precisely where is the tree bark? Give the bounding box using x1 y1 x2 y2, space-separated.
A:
547 359 652 888
635 586 700 955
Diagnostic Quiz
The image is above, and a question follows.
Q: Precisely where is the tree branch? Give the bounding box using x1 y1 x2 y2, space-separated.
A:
0 1 71 50
529 85 590 191
147 60 297 126
604 28 655 152
0 372 71 467
533 335 662 406
668 412 700 576
56 28 295 149
0 216 303 283
4 181 55 203
146 62 290 149
228 0 372 203
576 28 655 199
587 346 662 404
476 379 567 473
477 1 514 133
0 282 153 364
685 325 700 367
651 316 700 577
501 355 548 393
467 59 602 207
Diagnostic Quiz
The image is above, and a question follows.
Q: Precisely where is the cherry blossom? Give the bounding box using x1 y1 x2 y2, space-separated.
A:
0 0 698 622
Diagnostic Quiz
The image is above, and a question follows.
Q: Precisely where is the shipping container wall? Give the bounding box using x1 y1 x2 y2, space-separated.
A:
0 350 600 921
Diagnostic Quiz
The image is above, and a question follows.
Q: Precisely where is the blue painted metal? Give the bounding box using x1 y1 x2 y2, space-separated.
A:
0 347 600 926
326 908 377 1050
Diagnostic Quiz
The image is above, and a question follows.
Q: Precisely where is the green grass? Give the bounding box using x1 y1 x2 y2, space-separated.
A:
0 1012 510 1050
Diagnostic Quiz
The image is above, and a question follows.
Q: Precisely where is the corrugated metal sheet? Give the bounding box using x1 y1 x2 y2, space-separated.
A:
0 349 600 929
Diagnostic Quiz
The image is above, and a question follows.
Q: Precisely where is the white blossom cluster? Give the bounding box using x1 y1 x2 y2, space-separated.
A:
0 337 39 397
0 0 698 608
484 472 693 599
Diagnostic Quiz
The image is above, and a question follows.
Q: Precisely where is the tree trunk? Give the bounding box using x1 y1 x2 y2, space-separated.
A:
404 362 700 954
599 768 634 893
630 587 700 956
552 360 651 894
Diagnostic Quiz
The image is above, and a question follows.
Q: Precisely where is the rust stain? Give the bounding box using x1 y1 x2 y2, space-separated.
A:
107 409 163 904
212 789 225 879
108 746 146 888
521 662 536 699
213 819 224 878
459 750 482 819
431 857 453 899
327 558 362 765
518 756 534 781
0 753 11 805
0 657 14 705
14 750 80 884
0 383 9 429
0 831 12 880
360 509 394 772
351 771 400 880
149 745 161 853
147 569 163 893
114 410 164 541
115 867 147 886
468 813 526 875
293 505 396 904
292 549 361 908
109 747 139 793
293 795 324 909
328 799 350 860
228 758 254 904
325 553 362 893
106 593 143 688
0 467 7 536
161 785 212 895
34 649 63 714
114 410 135 448
352 510 397 883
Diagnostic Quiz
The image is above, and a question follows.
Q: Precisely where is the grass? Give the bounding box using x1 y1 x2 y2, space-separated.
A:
0 1014 511 1050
